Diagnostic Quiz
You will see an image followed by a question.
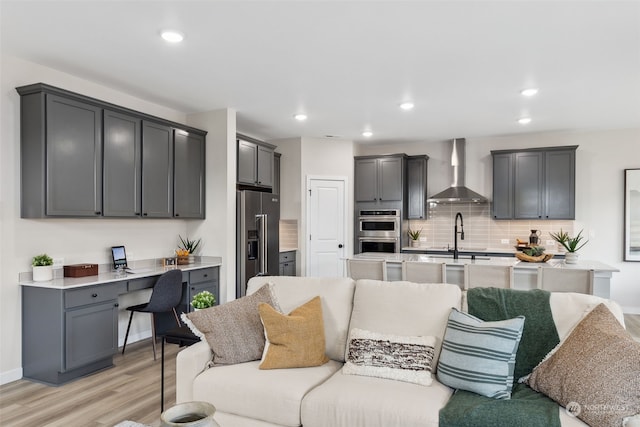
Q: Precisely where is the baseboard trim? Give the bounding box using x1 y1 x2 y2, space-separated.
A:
0 367 23 385
118 329 151 347
621 306 640 315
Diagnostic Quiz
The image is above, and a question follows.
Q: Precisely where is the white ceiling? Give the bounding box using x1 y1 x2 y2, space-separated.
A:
2 1 639 144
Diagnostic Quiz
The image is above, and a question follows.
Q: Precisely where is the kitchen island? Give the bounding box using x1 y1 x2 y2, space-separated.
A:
351 252 618 299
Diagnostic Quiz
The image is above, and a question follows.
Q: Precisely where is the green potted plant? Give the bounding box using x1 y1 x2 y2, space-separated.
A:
549 229 588 264
408 227 422 248
32 254 54 282
191 290 216 310
177 235 201 265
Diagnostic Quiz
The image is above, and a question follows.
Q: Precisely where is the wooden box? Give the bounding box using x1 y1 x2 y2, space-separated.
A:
64 263 99 278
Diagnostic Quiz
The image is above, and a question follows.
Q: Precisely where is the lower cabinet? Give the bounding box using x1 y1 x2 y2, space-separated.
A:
279 251 297 276
21 266 220 385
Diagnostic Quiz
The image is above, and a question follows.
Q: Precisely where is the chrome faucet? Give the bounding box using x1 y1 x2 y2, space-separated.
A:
450 212 465 260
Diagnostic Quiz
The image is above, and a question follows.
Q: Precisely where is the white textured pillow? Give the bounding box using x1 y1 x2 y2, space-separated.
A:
343 328 436 386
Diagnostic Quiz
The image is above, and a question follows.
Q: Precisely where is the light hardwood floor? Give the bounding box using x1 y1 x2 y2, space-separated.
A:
1 315 639 427
0 340 180 427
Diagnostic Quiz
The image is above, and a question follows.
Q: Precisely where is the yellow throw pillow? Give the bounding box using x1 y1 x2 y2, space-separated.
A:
258 296 329 369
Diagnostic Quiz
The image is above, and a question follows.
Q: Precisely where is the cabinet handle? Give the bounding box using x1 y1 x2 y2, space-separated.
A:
191 287 195 291
95 211 101 215
143 213 148 216
175 213 180 217
135 212 141 216
114 303 119 307
92 293 98 298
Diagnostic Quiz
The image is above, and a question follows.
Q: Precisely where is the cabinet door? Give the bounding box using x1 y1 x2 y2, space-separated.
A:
545 149 575 219
237 139 258 185
492 153 514 219
282 261 296 276
174 130 205 218
407 157 427 219
103 110 141 217
257 145 274 188
273 153 281 196
378 157 403 202
45 94 102 216
142 121 173 218
65 301 117 371
514 151 543 219
355 159 378 202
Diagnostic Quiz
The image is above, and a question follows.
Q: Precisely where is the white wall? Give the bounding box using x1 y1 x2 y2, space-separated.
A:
356 129 640 313
0 56 233 383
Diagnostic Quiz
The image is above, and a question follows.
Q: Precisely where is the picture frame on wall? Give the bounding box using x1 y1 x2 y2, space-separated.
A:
624 168 640 262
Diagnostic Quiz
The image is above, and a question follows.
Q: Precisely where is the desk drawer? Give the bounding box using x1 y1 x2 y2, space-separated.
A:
65 283 123 309
128 276 158 292
279 251 295 263
190 268 216 284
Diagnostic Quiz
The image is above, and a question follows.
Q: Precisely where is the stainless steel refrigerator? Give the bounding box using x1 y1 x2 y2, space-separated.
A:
236 190 280 298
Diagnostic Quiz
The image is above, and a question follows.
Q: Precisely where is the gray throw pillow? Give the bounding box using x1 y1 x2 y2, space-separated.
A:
437 308 525 399
183 284 279 365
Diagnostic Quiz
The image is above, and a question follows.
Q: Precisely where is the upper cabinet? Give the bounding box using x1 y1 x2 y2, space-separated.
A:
174 130 206 219
17 83 207 219
237 135 276 189
491 146 577 220
406 155 429 219
355 155 405 204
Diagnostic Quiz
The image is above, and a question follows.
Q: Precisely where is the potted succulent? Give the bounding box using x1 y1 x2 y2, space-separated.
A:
408 227 422 248
32 254 54 282
191 290 216 311
177 235 201 265
549 229 588 264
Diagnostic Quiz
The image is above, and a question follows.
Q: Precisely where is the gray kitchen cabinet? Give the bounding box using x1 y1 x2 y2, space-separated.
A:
273 152 281 196
355 155 405 203
406 156 429 219
491 146 577 220
237 135 276 189
103 110 142 217
17 83 207 219
174 130 206 218
19 90 103 217
142 121 174 218
65 301 118 371
279 251 296 276
491 153 514 219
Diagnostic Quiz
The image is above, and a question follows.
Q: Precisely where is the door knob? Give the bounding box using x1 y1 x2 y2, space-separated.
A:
338 244 343 248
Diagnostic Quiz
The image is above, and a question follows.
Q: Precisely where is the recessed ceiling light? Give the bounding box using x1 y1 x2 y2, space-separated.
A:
294 114 307 121
399 102 414 111
520 88 539 97
362 131 373 138
161 30 184 43
518 117 532 125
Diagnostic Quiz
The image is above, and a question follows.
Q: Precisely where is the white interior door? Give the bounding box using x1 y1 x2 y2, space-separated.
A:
307 177 346 277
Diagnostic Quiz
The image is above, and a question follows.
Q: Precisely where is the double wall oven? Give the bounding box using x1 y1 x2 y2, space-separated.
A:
357 209 401 253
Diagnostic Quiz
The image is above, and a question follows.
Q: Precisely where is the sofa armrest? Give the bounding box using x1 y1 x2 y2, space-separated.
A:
176 341 212 403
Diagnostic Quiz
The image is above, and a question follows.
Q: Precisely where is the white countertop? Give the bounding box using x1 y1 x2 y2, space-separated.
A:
401 246 564 255
20 256 222 290
352 252 619 272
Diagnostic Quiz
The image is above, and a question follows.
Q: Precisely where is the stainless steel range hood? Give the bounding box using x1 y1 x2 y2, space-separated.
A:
427 138 488 204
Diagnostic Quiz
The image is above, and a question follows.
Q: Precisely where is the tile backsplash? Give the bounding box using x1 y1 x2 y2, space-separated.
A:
279 219 298 250
405 203 574 251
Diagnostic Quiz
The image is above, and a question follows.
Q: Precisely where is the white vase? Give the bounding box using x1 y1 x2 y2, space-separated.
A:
33 265 53 282
410 240 420 248
564 252 579 264
161 401 219 427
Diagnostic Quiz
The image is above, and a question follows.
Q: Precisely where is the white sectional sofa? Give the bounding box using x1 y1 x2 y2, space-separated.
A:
176 276 626 427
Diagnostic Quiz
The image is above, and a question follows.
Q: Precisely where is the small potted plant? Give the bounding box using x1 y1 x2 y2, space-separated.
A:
32 254 54 282
191 290 216 311
177 235 201 265
408 227 422 248
549 229 588 264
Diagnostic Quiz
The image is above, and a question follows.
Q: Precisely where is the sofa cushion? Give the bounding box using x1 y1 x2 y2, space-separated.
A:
193 360 343 427
182 284 278 365
247 276 356 362
259 296 329 369
347 280 461 369
301 369 453 427
343 328 436 386
526 303 640 427
437 308 525 399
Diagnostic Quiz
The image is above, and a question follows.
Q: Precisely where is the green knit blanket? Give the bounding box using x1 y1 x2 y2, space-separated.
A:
438 288 561 427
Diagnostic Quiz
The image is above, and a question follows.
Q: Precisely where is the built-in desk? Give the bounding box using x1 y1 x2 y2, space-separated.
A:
20 258 221 386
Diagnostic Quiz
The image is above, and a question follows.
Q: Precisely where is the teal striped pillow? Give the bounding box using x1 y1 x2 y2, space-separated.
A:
437 308 525 399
